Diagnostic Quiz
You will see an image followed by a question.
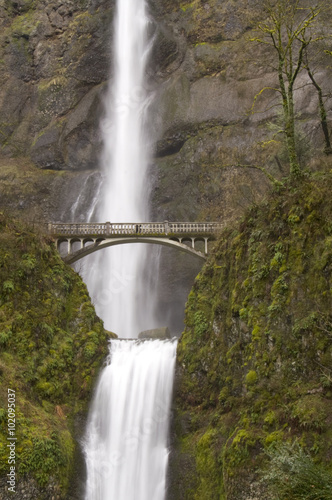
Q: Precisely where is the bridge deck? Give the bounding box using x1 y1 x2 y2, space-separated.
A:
48 221 223 238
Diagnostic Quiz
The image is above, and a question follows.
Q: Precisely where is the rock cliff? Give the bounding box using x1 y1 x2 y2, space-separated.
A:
1 0 331 219
0 0 112 170
168 171 332 499
0 213 116 499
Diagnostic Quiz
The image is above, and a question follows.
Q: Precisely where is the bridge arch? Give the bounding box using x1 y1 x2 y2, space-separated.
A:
59 236 208 264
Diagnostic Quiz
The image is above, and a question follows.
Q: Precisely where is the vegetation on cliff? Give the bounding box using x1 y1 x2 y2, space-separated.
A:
170 170 332 499
0 213 113 498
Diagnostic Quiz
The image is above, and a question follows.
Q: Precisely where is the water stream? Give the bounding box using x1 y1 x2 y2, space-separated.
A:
82 0 177 498
83 0 155 338
84 340 177 500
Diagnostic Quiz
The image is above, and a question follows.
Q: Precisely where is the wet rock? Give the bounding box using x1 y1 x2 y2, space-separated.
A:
138 327 171 339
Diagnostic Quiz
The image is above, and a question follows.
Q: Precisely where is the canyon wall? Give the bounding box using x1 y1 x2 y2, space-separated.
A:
1 0 331 332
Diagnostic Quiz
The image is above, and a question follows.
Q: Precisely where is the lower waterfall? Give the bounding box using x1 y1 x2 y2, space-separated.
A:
83 339 177 500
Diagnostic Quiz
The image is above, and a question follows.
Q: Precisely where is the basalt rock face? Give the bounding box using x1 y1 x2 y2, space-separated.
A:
148 0 332 223
1 0 331 216
0 0 330 182
0 0 113 170
149 0 274 224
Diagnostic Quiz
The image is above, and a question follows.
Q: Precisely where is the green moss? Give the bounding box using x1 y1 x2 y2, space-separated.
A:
245 370 258 386
10 11 38 39
291 396 329 430
264 430 284 447
173 173 332 499
0 213 115 496
195 428 223 499
180 1 196 13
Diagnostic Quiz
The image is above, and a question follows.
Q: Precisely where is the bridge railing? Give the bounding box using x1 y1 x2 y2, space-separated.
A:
47 222 224 237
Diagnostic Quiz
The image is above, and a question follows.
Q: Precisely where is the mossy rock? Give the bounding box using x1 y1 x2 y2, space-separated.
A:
170 172 332 499
0 213 115 498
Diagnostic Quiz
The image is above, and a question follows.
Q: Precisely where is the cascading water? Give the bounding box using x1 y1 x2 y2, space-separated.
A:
83 0 156 338
82 0 177 499
84 340 177 500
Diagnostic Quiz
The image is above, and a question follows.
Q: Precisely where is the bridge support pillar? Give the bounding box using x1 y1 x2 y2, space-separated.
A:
191 238 195 249
204 238 208 254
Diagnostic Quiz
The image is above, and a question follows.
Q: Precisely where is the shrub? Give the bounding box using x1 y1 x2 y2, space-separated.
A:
261 441 332 499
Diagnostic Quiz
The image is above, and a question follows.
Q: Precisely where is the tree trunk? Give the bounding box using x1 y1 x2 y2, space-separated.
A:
307 68 332 155
287 85 301 177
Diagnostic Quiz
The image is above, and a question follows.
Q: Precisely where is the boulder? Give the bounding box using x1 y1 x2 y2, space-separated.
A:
138 327 171 340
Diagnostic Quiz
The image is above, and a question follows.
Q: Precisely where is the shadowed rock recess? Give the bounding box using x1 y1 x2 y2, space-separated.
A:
0 0 332 498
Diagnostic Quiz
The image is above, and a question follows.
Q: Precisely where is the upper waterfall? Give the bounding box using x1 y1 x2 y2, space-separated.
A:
100 0 152 222
83 0 157 338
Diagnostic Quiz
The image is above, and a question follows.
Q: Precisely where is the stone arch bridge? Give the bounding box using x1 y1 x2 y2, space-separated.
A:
48 221 224 264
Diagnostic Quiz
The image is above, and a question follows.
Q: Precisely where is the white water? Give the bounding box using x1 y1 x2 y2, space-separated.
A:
84 339 177 500
70 171 103 222
82 0 177 499
83 0 156 338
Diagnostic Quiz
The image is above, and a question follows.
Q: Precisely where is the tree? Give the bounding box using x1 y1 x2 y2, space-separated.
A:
251 0 324 178
303 51 332 155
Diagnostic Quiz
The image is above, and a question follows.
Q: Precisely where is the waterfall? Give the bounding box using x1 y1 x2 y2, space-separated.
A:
84 339 177 500
83 0 156 338
82 0 177 499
